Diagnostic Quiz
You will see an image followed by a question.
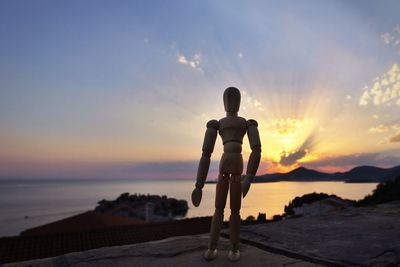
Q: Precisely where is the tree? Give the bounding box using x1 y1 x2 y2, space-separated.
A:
257 213 266 222
245 215 255 221
356 176 400 206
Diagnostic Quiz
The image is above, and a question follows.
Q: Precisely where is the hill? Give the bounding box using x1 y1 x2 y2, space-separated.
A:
335 165 400 183
256 165 400 183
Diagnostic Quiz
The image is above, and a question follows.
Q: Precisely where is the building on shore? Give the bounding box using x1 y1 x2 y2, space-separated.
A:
292 197 353 217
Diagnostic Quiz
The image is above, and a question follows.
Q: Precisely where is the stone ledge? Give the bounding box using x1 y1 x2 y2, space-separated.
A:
4 234 322 267
237 201 400 267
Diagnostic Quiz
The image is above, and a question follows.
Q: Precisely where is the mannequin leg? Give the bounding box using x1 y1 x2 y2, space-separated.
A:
228 174 242 261
204 173 229 260
208 173 229 250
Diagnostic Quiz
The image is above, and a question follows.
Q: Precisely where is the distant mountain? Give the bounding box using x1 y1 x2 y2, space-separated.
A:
256 167 336 182
285 166 333 180
256 165 400 183
335 165 400 183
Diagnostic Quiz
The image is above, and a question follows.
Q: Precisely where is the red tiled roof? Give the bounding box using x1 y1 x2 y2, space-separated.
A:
0 216 212 264
21 211 145 236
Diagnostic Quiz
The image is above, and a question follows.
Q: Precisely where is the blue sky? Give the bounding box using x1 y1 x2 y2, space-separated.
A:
0 1 399 179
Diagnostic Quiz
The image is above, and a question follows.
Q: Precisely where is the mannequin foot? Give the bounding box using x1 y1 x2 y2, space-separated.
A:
203 249 218 261
228 249 240 261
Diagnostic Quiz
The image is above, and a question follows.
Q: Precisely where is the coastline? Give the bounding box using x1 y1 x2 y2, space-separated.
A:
0 180 377 237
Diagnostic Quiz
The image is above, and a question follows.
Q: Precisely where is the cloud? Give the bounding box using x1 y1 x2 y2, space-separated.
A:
389 133 400 143
393 123 400 130
0 160 220 180
177 53 202 71
359 63 400 106
266 118 308 136
116 160 222 180
381 25 400 54
369 124 389 133
367 122 400 144
381 32 395 45
279 133 317 166
280 149 307 166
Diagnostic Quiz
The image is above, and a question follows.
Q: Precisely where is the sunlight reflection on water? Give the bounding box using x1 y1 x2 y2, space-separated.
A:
0 179 377 236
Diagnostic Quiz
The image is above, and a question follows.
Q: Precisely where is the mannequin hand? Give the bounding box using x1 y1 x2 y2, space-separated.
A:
191 187 202 207
242 174 254 198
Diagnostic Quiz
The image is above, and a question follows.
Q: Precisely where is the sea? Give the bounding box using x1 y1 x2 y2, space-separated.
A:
0 179 378 237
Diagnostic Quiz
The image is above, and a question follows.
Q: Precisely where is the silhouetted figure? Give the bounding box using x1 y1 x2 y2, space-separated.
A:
191 87 262 261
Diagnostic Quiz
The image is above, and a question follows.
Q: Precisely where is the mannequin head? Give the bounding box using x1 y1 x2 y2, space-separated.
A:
223 87 241 115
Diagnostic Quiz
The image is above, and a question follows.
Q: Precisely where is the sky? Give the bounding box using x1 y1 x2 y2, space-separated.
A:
0 0 399 179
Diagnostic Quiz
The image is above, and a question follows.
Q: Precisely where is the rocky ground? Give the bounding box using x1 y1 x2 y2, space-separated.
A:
4 201 400 267
237 201 400 267
3 235 322 267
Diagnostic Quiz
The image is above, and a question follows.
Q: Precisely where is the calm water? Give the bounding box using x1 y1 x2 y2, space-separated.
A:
0 179 377 237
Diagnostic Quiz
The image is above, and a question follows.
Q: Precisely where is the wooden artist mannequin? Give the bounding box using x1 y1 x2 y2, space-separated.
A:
191 87 261 261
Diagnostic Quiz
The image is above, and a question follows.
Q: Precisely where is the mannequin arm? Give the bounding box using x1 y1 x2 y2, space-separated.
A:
246 119 261 177
195 120 219 189
242 119 261 197
192 120 219 207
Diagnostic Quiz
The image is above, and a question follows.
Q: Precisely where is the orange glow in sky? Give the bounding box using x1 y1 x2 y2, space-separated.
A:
0 1 399 179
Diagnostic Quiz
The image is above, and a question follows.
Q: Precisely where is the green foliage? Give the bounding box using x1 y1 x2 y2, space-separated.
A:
245 215 255 221
117 192 130 202
257 213 267 222
356 176 400 206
